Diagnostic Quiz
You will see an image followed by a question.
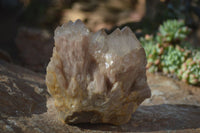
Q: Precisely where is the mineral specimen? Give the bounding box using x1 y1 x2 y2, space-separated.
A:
46 19 151 125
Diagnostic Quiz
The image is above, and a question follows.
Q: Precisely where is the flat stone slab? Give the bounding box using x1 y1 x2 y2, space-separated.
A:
0 61 200 132
143 73 200 106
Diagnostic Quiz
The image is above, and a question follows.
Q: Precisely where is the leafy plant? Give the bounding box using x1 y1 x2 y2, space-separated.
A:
140 19 200 85
160 45 189 74
178 58 200 85
156 20 191 44
140 35 162 72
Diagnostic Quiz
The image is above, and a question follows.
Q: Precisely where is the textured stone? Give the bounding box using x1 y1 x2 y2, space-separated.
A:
0 49 12 62
0 61 48 118
16 27 54 72
46 19 151 125
143 73 200 106
0 61 200 132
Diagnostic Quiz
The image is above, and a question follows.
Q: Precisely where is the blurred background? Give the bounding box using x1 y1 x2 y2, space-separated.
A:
0 0 200 85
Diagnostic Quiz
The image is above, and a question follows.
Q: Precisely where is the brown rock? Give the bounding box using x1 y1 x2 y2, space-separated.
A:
0 49 12 62
0 61 200 132
0 61 48 117
46 20 151 125
77 104 200 132
0 61 48 133
15 27 54 72
143 73 200 106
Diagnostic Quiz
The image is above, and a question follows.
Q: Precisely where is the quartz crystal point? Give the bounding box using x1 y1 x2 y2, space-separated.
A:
46 19 151 125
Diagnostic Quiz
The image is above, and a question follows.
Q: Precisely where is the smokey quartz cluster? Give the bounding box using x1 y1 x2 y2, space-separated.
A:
46 20 151 125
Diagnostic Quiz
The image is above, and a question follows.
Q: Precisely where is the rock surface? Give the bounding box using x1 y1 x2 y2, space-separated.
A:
46 20 151 125
15 27 54 72
0 61 200 132
143 73 200 106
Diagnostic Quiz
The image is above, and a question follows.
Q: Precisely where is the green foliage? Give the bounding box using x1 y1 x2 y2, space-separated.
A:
140 36 162 73
178 58 200 85
160 45 189 74
156 20 191 43
141 19 200 85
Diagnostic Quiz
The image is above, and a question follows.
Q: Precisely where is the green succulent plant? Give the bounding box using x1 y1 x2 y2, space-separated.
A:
178 58 200 85
160 45 189 74
140 19 199 86
156 20 191 44
140 35 162 72
193 50 200 61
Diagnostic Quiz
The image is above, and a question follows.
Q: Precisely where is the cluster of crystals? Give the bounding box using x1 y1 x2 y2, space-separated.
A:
46 20 151 125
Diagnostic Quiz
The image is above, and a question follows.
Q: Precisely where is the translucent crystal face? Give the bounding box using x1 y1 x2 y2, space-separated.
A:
107 27 141 56
89 26 143 73
90 26 141 55
54 19 141 58
46 19 150 125
55 20 89 39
